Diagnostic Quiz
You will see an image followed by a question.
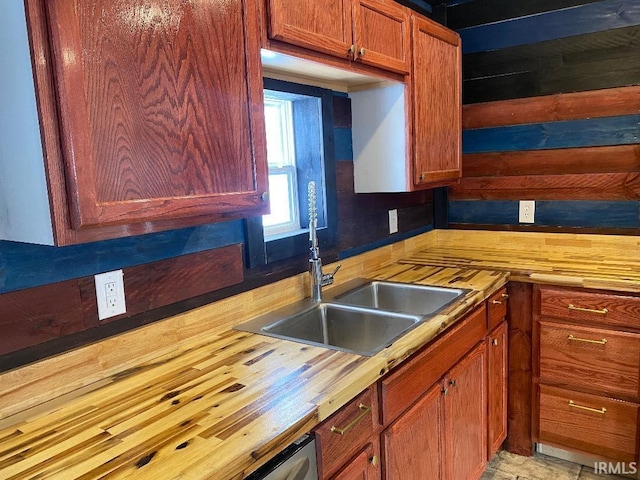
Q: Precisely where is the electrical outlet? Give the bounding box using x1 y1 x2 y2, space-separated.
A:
389 209 398 234
519 200 535 223
95 270 126 320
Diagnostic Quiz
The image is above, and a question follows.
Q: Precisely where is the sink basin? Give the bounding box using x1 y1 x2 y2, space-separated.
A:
332 281 467 316
236 302 421 356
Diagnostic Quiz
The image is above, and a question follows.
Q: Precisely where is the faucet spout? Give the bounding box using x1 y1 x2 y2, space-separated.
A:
308 181 339 302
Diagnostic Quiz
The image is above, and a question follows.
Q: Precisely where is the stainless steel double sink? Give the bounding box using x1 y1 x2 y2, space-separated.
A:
235 280 469 356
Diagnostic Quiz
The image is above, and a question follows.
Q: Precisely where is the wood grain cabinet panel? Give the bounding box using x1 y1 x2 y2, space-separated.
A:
315 385 378 479
539 286 640 331
382 382 443 480
352 0 410 73
265 0 409 74
411 16 461 189
443 342 487 480
487 321 508 459
539 321 640 400
267 0 353 60
539 385 639 463
331 441 380 480
24 0 268 243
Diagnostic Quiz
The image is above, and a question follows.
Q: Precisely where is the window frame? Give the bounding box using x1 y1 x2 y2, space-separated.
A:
245 79 338 267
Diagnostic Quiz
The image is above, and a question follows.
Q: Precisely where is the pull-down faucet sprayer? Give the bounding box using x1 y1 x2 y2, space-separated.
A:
308 181 340 301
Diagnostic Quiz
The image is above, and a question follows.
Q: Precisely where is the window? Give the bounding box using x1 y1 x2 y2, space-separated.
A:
262 92 300 238
245 79 337 267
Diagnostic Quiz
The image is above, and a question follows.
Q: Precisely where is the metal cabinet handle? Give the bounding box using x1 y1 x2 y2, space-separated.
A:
568 334 607 345
501 293 509 299
370 455 379 467
358 47 366 56
449 379 456 387
349 44 356 55
330 403 371 435
491 300 503 305
492 338 499 346
568 304 608 315
568 400 607 414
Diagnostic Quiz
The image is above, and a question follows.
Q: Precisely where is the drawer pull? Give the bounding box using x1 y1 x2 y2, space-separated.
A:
330 403 371 435
568 400 607 415
568 334 607 345
491 300 503 305
568 304 608 315
501 293 509 299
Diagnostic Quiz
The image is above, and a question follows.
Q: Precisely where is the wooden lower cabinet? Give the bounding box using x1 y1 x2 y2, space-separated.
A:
315 386 379 479
382 342 487 480
535 285 640 465
316 295 509 480
332 441 381 480
487 321 508 459
538 385 639 463
382 382 443 480
443 343 487 480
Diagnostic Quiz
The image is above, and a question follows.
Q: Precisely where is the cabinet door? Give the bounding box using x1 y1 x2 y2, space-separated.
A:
444 342 487 480
267 0 353 59
44 0 268 229
382 381 443 480
352 0 410 73
411 16 461 188
488 321 508 459
331 442 381 480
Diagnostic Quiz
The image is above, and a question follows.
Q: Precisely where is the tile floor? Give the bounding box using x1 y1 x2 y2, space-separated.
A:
481 451 631 480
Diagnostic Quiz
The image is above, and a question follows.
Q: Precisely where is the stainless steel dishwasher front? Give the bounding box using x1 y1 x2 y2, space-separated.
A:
244 434 317 480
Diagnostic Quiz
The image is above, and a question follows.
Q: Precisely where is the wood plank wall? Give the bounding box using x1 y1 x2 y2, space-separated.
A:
0 93 434 369
445 0 640 233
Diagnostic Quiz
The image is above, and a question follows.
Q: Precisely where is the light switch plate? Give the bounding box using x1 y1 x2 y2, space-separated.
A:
95 269 126 320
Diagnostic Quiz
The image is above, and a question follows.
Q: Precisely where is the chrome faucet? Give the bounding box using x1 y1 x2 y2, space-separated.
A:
308 181 340 302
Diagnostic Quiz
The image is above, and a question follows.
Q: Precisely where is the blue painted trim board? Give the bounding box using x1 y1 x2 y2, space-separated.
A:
0 221 244 294
463 115 640 154
459 0 640 54
449 200 640 229
334 127 354 161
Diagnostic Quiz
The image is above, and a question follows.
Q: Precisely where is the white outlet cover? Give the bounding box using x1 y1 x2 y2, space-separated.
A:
519 200 536 223
95 269 126 320
389 209 399 234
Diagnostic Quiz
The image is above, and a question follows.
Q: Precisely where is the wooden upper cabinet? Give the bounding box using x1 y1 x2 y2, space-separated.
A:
20 0 268 244
352 0 410 73
411 15 462 188
267 0 354 60
266 0 409 74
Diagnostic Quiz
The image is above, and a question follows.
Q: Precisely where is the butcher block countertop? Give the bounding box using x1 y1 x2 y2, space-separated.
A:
0 263 507 480
403 230 640 294
3 229 638 479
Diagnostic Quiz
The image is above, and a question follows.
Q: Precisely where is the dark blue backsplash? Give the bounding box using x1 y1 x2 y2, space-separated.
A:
0 221 244 294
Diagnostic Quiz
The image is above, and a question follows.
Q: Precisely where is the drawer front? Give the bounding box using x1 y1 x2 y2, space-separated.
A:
380 304 486 426
539 385 639 463
539 321 640 399
540 286 640 330
315 386 378 479
487 287 508 330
